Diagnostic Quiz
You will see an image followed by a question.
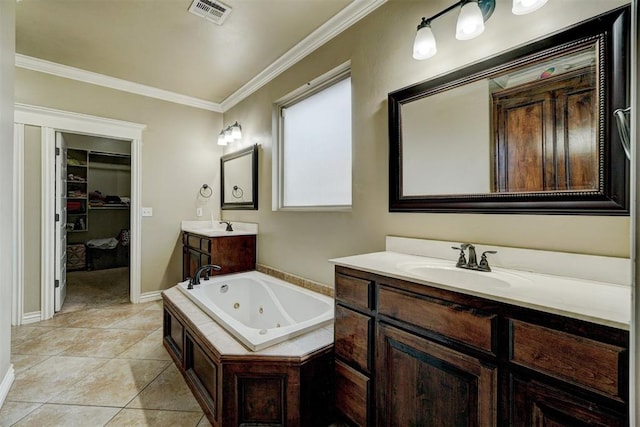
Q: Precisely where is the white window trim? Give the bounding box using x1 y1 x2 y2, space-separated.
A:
272 61 352 212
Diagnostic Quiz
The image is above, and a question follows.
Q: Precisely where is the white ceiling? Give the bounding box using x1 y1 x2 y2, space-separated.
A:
15 0 383 111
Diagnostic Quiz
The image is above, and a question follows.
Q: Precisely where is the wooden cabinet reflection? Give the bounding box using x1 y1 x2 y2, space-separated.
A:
493 67 596 193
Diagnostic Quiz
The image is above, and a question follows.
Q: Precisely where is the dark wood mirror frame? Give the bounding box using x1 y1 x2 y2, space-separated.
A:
221 144 259 210
389 6 630 215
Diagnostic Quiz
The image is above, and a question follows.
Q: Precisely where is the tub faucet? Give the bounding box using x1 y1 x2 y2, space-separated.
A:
220 221 233 232
188 264 222 289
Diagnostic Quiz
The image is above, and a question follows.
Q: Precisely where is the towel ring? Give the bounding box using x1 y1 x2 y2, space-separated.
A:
232 185 244 199
200 184 213 198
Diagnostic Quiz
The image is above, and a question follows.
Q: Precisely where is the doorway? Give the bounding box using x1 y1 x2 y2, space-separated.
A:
55 131 133 313
13 104 145 324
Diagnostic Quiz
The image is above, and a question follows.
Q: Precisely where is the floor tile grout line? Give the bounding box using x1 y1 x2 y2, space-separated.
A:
120 361 173 410
6 292 175 423
6 401 44 427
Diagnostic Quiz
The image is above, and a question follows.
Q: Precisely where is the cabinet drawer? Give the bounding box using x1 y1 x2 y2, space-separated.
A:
378 286 496 353
335 305 372 373
335 274 373 310
335 360 370 427
510 319 626 401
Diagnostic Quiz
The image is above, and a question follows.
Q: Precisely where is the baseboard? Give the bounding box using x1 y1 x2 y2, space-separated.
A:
0 364 15 407
22 311 41 324
138 291 162 304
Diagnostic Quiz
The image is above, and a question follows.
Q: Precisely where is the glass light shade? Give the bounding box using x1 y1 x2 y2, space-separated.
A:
413 25 437 60
456 1 485 40
512 0 548 15
217 131 227 146
224 128 233 143
231 123 242 140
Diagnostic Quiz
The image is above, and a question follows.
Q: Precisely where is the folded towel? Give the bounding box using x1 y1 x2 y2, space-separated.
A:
86 237 119 250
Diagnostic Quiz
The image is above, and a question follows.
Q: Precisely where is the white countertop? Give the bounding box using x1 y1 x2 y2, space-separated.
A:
330 251 630 330
181 220 258 237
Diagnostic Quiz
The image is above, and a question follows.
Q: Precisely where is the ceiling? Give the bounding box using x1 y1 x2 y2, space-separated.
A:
15 0 379 110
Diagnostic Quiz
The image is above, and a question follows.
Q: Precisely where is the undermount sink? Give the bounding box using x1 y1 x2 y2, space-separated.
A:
397 261 530 289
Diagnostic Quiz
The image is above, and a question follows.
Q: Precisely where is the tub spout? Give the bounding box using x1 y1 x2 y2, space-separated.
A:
190 264 222 288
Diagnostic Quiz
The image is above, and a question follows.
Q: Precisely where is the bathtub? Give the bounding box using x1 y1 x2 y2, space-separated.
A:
177 271 334 351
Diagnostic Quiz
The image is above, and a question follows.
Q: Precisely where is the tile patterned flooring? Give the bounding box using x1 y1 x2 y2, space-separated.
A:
1 296 212 426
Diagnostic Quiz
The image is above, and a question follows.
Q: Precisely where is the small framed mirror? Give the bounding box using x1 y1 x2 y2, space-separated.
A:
221 144 258 210
389 6 630 215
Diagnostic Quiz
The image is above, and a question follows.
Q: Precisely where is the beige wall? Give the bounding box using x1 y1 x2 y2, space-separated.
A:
15 69 223 297
0 0 15 391
24 125 41 313
222 0 631 287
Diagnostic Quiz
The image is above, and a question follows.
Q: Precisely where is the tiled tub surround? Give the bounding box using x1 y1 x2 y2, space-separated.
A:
331 236 631 329
162 286 334 426
2 301 213 426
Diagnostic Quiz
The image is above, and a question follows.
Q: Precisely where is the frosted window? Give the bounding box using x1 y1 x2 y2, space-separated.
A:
280 77 352 208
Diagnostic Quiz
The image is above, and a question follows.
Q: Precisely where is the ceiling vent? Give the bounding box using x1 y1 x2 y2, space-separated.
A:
188 0 232 25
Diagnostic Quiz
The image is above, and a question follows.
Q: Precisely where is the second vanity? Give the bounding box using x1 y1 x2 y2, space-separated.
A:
181 220 257 280
330 237 630 426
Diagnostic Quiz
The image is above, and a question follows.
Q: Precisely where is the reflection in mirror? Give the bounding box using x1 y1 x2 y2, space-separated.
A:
491 46 597 193
390 6 629 214
402 45 597 197
221 144 258 210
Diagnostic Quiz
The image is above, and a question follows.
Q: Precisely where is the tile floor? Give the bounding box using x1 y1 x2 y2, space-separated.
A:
1 297 212 426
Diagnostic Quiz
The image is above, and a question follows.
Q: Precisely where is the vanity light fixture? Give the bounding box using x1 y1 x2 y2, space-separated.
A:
217 130 227 146
412 0 548 60
455 0 486 40
512 0 548 15
217 121 243 146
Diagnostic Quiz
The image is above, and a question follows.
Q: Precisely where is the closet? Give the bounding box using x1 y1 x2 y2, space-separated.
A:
62 132 131 307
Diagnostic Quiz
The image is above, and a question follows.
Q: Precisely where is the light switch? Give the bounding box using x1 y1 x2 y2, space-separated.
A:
141 207 153 217
196 208 203 217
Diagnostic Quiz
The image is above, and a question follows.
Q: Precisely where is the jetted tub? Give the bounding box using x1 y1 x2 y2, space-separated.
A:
177 271 334 351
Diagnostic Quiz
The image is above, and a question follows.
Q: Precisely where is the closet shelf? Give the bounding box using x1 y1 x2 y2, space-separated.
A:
89 204 130 210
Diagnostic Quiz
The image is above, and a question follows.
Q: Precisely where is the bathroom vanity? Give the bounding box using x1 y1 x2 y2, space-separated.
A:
331 239 630 426
181 221 257 280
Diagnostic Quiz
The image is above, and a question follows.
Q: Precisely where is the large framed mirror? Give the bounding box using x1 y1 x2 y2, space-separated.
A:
389 6 630 215
221 144 258 210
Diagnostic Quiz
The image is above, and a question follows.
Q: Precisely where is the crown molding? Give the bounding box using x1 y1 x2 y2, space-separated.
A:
15 0 387 113
220 0 388 112
15 54 223 113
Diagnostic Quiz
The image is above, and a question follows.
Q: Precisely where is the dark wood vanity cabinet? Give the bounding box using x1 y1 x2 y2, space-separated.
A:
182 232 256 280
333 266 629 426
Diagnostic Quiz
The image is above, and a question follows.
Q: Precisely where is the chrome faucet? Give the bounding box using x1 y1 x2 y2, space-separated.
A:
452 244 497 272
187 264 222 289
220 221 233 232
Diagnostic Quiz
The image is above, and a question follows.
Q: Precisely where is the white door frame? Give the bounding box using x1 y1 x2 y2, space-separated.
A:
14 104 146 321
12 124 24 325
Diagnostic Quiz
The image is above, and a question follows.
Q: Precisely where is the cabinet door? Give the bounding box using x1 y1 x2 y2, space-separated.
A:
510 374 626 426
376 323 497 426
185 247 211 280
163 307 184 366
185 333 219 424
